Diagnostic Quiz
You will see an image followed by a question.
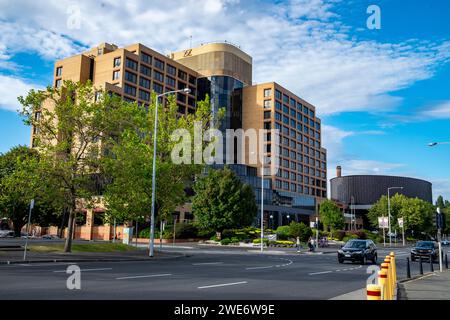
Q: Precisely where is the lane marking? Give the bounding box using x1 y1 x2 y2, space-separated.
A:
198 281 248 289
116 273 172 280
192 262 224 266
53 268 112 273
309 271 332 275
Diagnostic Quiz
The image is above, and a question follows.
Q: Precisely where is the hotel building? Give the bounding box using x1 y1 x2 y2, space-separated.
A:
32 41 327 237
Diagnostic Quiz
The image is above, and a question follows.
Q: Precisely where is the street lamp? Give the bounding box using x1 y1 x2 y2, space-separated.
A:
388 186 403 247
149 87 191 257
428 142 450 147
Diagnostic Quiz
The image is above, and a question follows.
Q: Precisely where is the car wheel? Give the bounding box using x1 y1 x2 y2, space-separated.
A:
361 255 366 265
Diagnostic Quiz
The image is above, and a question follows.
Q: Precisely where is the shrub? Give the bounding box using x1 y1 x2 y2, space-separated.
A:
335 230 346 241
289 222 313 242
276 226 291 240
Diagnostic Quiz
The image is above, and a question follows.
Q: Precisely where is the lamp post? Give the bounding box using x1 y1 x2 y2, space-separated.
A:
149 88 191 257
388 186 403 247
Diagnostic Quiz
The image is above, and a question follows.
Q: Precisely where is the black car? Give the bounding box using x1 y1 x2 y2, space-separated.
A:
411 241 441 262
338 239 377 265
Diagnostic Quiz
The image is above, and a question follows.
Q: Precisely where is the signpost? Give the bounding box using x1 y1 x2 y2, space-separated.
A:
398 218 405 246
378 216 388 247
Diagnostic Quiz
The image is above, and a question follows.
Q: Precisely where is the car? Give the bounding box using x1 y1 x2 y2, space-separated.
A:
0 230 15 238
42 234 60 240
410 241 442 262
337 239 377 265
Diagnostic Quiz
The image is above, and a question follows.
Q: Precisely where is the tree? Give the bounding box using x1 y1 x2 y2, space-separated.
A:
319 199 344 238
19 80 132 252
192 167 257 239
103 93 219 226
289 221 313 242
0 146 61 236
368 194 434 236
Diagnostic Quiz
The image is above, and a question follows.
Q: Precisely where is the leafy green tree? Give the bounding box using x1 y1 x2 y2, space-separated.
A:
192 167 257 239
319 199 344 237
103 93 219 226
0 146 61 236
368 194 434 236
289 221 313 242
19 80 133 252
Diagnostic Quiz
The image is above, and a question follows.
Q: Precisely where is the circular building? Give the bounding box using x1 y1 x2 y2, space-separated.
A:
330 166 433 229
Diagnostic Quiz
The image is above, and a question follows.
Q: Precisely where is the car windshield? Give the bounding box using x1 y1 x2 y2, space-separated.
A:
344 241 366 249
416 241 434 248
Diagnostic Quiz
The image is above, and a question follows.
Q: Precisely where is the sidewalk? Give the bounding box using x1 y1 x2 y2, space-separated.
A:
0 248 186 264
398 269 450 300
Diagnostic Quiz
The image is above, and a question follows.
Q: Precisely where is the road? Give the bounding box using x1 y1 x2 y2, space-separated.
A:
0 245 434 300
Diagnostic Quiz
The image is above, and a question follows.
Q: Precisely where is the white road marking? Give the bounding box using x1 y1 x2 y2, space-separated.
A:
192 262 224 266
309 271 332 275
198 281 248 289
116 273 172 280
53 268 112 273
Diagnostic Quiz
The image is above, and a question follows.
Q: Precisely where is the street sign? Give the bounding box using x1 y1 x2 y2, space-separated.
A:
378 216 388 229
398 218 404 228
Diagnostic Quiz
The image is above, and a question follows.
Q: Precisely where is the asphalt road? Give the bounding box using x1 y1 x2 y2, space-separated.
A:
0 246 434 300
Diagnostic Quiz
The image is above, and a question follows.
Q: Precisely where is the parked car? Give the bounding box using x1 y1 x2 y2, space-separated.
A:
42 234 60 240
337 239 377 265
411 241 441 262
0 230 15 238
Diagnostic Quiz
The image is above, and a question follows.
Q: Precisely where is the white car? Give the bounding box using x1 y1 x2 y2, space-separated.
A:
0 230 15 238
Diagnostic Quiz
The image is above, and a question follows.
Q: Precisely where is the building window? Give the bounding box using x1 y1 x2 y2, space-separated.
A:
178 70 187 81
56 67 62 77
264 111 271 119
139 89 150 102
141 52 152 65
139 77 151 89
275 89 282 100
124 84 136 96
264 89 272 97
113 70 120 81
166 76 176 88
167 64 176 76
125 71 137 84
153 70 164 83
154 58 165 71
113 57 121 68
153 82 163 94
140 65 151 77
55 79 62 88
125 58 138 71
264 100 271 109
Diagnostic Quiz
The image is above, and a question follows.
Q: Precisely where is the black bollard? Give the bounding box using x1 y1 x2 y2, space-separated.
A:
446 254 448 269
419 256 423 275
430 256 434 272
406 257 411 279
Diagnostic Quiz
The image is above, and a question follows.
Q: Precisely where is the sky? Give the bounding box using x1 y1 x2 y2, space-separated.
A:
0 0 449 201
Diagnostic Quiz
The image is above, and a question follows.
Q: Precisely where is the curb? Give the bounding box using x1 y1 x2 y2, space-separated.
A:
0 252 189 265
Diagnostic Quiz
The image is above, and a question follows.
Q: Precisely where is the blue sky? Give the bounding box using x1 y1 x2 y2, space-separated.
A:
0 0 449 200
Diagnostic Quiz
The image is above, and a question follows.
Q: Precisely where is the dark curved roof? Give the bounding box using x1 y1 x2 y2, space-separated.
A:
330 175 432 205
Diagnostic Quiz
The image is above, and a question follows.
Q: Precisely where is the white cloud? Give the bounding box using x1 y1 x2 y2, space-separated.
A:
0 75 43 112
0 0 449 116
426 101 450 119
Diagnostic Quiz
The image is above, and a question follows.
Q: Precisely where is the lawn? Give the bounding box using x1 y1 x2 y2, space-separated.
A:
29 243 138 253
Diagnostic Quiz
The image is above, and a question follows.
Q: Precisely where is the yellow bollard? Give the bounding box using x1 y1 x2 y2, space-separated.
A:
378 269 388 300
381 262 391 300
367 284 382 300
384 257 394 299
390 252 397 285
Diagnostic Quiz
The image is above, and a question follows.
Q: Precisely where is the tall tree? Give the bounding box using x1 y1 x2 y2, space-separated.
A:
19 80 133 252
319 199 344 237
192 167 257 239
103 93 220 225
0 146 60 236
